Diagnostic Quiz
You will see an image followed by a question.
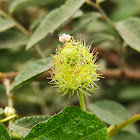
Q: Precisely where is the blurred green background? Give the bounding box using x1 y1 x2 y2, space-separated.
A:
0 0 140 139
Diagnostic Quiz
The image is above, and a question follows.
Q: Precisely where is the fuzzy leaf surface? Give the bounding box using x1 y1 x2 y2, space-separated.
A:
71 12 101 34
0 17 15 32
26 0 85 49
10 115 50 137
0 108 4 115
110 0 140 21
24 106 108 140
112 131 140 140
0 123 10 140
10 57 52 91
118 86 140 101
9 0 65 13
0 30 28 49
116 17 140 52
87 33 114 45
88 100 131 124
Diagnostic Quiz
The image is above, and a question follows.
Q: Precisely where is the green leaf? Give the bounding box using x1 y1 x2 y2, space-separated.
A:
26 0 85 50
0 17 15 32
0 108 4 115
60 12 100 36
71 12 101 34
10 115 50 138
30 15 45 31
14 94 39 104
9 0 65 14
0 123 10 140
0 30 28 49
24 106 108 140
112 131 140 140
96 0 106 4
88 33 114 45
118 86 140 101
10 57 52 91
110 0 140 21
127 102 140 115
72 10 84 19
116 17 140 52
88 100 131 124
30 10 83 31
85 19 108 33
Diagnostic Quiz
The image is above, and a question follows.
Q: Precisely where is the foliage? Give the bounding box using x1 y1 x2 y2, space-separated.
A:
10 57 52 91
24 106 108 140
0 0 140 140
10 115 50 137
0 123 10 140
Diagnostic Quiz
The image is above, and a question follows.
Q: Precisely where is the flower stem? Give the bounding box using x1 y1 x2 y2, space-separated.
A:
34 45 46 58
108 114 140 138
0 9 30 36
77 92 86 111
0 114 19 123
86 0 123 47
11 132 22 140
86 0 119 37
86 0 127 77
3 79 14 138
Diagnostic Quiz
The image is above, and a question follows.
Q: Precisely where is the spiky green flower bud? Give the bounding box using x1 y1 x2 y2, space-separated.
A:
50 34 101 96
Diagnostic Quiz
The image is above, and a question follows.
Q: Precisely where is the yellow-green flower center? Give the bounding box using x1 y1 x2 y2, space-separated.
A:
50 38 101 96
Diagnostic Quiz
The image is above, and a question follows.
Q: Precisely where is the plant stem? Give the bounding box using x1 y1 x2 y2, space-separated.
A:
120 43 127 75
87 0 115 32
0 114 19 123
107 125 116 133
86 0 123 47
86 0 125 75
3 79 14 138
12 132 22 140
77 92 86 111
0 9 30 36
108 114 140 138
3 79 13 107
0 9 46 58
31 82 49 115
34 45 45 58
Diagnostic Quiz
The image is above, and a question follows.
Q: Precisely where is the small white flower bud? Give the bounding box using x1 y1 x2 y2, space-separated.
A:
59 33 71 43
4 106 16 117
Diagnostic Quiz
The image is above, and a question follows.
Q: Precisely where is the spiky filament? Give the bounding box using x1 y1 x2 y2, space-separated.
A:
50 37 101 96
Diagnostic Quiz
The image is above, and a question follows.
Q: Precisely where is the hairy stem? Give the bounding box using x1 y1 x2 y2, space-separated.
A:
0 114 19 123
12 132 22 140
77 92 86 111
86 0 125 74
87 0 116 32
0 9 30 36
108 114 140 138
120 43 127 74
34 45 46 58
32 82 49 115
0 9 47 58
3 79 14 138
3 79 13 108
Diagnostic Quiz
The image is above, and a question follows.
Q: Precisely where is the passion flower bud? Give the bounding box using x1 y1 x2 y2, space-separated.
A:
4 106 16 117
50 35 101 96
59 34 71 43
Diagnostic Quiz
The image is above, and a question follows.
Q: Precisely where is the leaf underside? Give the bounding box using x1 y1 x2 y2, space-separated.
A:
10 57 52 91
0 123 10 140
26 0 85 49
10 115 50 137
116 17 140 52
